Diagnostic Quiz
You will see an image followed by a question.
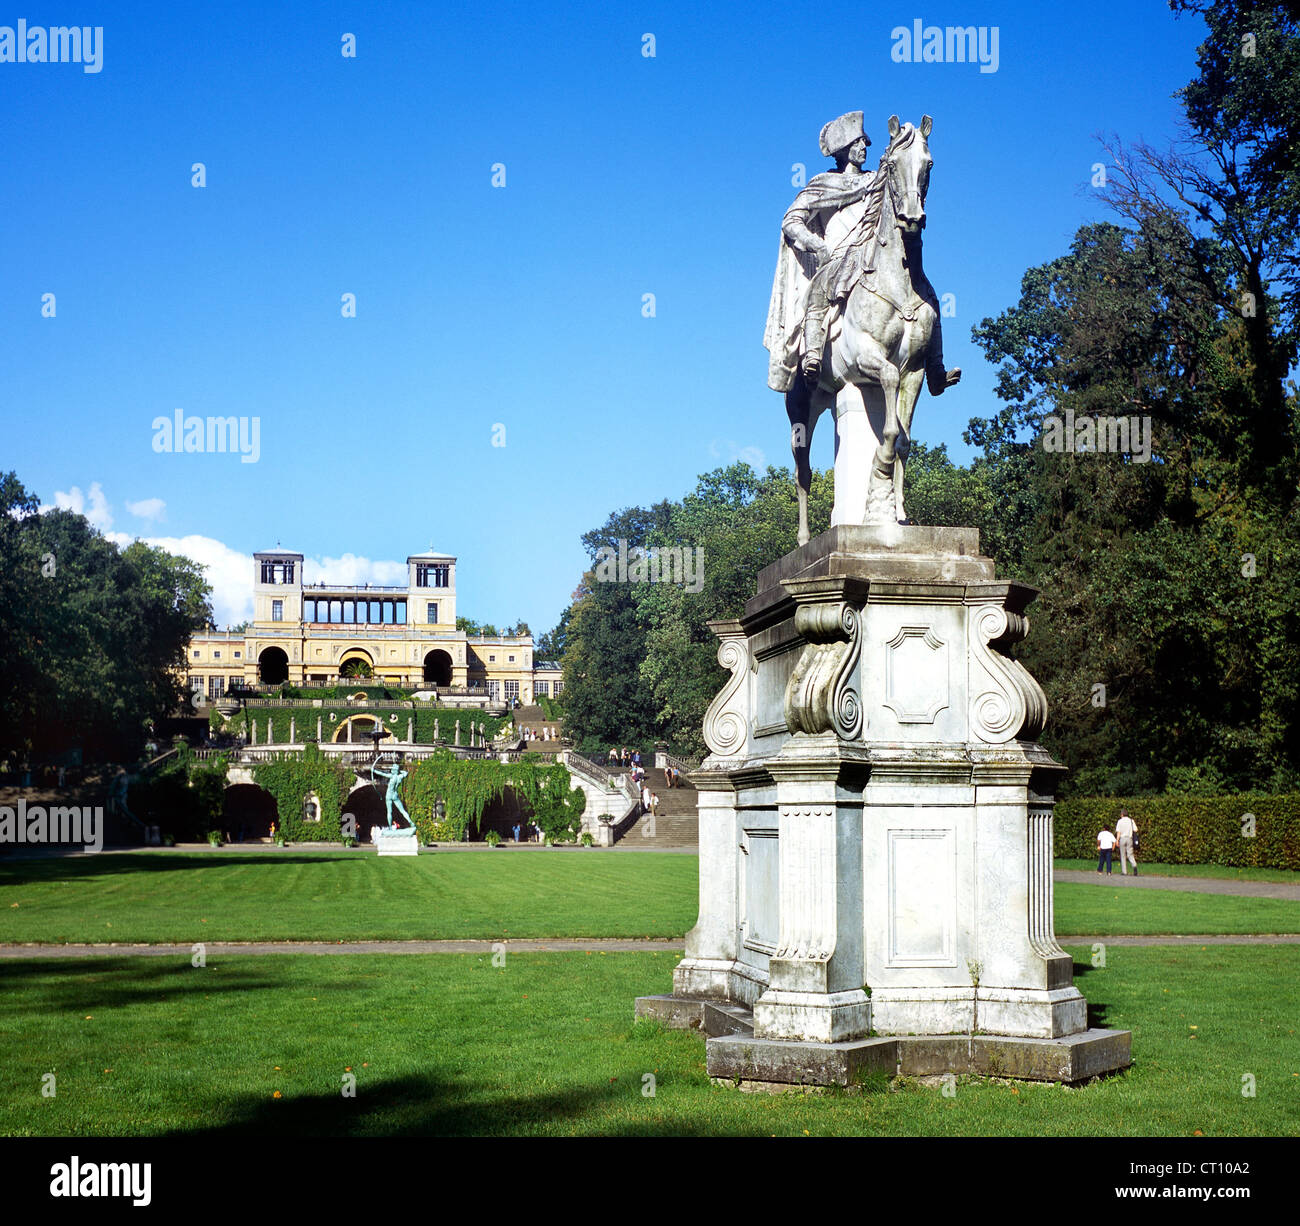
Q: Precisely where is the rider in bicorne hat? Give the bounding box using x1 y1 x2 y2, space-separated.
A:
764 110 878 390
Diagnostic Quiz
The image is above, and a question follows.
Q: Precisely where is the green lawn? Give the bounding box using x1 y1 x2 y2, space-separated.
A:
1 948 1295 1136
1056 859 1300 885
0 852 699 943
1053 884 1300 935
2 852 1298 943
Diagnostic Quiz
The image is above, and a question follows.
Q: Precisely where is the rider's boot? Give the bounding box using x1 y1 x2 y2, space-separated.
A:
802 306 826 383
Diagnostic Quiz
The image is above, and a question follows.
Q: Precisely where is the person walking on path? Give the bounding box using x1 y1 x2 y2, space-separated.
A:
1097 825 1116 874
1116 809 1138 876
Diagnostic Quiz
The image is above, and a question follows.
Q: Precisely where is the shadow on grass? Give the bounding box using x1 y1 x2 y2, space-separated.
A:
0 853 359 887
1069 960 1120 1030
163 1068 738 1138
0 956 309 1015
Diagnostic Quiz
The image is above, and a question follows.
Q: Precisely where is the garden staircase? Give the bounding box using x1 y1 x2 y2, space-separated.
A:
611 770 698 849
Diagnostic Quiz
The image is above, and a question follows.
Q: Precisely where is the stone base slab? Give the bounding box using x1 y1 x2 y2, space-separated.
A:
637 994 1129 1085
634 994 754 1037
708 1028 1131 1086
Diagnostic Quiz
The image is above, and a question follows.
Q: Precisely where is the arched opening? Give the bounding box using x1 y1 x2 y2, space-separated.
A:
477 786 533 843
342 783 388 845
339 649 374 680
223 784 278 842
332 714 393 744
258 647 289 685
423 649 453 686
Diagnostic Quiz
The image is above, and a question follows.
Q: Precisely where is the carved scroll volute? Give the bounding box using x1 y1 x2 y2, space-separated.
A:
703 622 751 757
968 603 1048 744
782 582 865 741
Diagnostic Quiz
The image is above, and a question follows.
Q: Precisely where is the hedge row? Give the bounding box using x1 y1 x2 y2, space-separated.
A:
1054 794 1300 870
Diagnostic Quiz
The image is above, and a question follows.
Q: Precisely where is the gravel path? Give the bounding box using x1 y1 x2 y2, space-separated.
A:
1054 869 1300 901
3 934 1300 958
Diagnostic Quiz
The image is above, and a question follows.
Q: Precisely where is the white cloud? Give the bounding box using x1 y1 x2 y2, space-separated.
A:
47 482 113 531
125 497 166 522
302 553 407 588
68 485 416 630
707 439 767 470
106 532 253 629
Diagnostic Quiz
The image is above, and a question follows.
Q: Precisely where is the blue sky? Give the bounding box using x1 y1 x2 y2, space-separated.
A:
1 0 1209 632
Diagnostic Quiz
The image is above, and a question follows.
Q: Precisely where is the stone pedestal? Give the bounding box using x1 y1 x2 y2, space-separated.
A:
636 524 1129 1084
375 829 419 857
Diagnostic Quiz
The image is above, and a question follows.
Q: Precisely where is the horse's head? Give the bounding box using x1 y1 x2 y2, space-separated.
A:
883 114 933 238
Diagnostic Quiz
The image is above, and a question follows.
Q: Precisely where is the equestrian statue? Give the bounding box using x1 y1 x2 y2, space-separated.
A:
765 110 961 543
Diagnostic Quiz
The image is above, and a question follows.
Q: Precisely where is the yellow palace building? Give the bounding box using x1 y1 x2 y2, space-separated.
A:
184 548 562 704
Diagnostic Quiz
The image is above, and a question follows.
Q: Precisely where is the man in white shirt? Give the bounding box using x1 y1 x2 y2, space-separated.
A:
1097 827 1117 875
1115 809 1138 876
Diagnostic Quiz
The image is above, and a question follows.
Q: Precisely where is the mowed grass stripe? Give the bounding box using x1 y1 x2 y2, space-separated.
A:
0 947 1295 1137
0 852 699 943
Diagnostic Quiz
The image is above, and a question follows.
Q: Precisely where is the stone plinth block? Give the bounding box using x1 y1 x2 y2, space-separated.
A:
376 832 419 857
634 523 1131 1086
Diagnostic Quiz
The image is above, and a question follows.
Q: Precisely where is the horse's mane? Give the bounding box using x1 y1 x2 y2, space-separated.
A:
827 122 921 297
851 123 917 248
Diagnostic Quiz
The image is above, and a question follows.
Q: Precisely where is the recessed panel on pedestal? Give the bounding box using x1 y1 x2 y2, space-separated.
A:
882 625 950 724
742 829 780 956
887 828 957 967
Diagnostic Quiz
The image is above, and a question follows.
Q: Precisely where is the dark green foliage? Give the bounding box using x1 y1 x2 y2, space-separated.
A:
401 751 584 842
252 745 351 842
0 472 212 763
562 465 834 757
134 752 228 841
1055 793 1300 870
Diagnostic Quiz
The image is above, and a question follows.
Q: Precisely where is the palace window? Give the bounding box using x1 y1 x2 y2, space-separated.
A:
508 655 515 663
426 602 438 624
488 654 496 662
504 681 519 702
192 650 200 659
272 600 283 622
260 560 295 584
213 651 221 659
415 563 450 588
208 675 225 699
234 651 241 659
487 681 501 700
535 681 549 697
553 681 563 695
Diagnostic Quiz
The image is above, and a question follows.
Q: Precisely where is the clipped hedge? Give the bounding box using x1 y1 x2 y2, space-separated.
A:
1054 793 1300 870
